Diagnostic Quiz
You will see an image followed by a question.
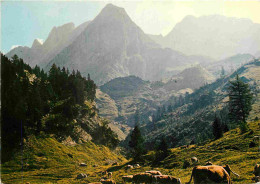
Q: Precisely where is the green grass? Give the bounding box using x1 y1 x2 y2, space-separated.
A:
1 135 126 184
103 121 260 184
2 121 259 184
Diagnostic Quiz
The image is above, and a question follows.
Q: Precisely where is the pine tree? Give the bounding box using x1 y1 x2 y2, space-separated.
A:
156 137 169 159
128 125 145 160
228 74 253 132
212 116 223 139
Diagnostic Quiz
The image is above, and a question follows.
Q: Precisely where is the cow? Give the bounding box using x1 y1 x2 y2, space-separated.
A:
100 179 116 184
254 164 260 177
133 173 153 184
187 165 231 184
204 163 239 178
134 164 141 168
127 165 134 169
108 172 113 178
145 170 162 175
252 164 260 182
122 175 133 183
80 163 87 166
152 175 181 184
112 162 118 166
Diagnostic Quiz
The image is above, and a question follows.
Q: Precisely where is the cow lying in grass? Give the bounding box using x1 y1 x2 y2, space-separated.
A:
152 175 181 184
145 170 162 176
122 175 133 183
133 173 153 184
132 173 181 184
100 179 116 184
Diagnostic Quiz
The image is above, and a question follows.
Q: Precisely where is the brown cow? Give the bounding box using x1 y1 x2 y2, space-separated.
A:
122 175 133 183
152 175 181 184
133 173 153 184
204 163 239 178
187 165 231 184
100 179 116 184
145 170 162 175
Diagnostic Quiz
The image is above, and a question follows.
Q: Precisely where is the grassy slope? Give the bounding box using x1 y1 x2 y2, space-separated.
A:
2 121 259 184
1 136 126 184
105 121 259 184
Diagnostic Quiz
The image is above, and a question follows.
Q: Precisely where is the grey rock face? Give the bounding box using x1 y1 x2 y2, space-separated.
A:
7 4 258 85
98 66 214 126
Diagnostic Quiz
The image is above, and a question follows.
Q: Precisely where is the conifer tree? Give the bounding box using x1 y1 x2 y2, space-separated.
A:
129 110 144 159
156 137 169 160
212 116 223 139
228 74 253 132
129 125 145 159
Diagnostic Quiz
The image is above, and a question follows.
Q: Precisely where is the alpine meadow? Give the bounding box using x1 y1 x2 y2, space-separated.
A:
1 1 260 184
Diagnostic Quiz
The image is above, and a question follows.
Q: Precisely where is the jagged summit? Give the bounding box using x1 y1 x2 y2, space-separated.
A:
101 3 127 15
93 3 133 26
44 22 75 47
31 39 43 49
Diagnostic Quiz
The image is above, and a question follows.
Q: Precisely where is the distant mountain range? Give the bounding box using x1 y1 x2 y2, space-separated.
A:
6 4 199 85
7 4 258 85
149 15 260 60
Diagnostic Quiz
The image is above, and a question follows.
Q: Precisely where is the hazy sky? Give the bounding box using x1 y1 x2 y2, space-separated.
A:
1 0 260 53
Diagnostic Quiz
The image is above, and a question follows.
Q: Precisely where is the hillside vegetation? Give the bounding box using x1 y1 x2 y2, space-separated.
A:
2 120 258 184
1 136 126 184
142 59 260 148
1 53 119 162
100 120 260 184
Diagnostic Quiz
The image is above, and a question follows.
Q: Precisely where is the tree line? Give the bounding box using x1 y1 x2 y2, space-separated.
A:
1 54 118 162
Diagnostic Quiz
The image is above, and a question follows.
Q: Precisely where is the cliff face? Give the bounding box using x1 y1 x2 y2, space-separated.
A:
8 4 202 85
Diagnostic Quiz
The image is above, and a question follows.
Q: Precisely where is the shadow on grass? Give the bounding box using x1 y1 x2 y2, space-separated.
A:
107 160 135 172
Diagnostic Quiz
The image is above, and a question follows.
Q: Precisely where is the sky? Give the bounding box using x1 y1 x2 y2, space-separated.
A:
1 0 260 54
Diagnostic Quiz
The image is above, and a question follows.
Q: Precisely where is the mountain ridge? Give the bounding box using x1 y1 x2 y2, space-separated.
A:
149 14 260 60
7 4 214 85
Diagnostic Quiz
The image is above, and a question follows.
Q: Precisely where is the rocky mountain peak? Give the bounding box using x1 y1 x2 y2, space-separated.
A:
31 39 43 49
100 4 128 17
43 22 75 49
